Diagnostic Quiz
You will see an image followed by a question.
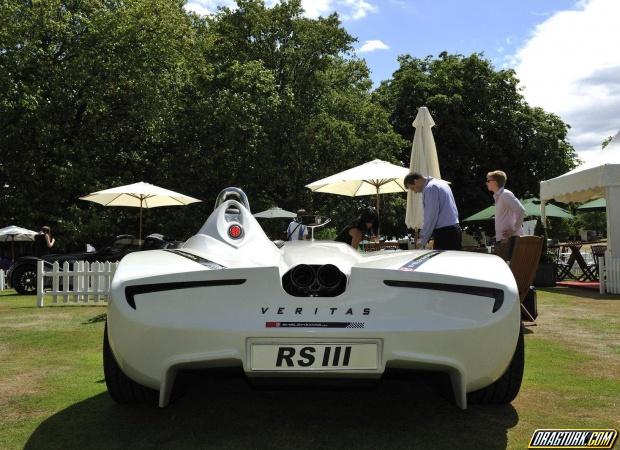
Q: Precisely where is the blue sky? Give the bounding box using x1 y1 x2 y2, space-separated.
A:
345 0 576 85
186 0 620 159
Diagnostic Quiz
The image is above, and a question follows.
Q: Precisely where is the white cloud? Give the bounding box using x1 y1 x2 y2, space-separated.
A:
184 2 212 15
358 39 389 53
185 0 377 20
184 0 236 16
514 0 620 159
338 0 378 20
300 0 333 18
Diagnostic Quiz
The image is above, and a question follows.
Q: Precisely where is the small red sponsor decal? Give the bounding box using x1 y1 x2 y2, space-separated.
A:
228 224 243 239
266 322 281 328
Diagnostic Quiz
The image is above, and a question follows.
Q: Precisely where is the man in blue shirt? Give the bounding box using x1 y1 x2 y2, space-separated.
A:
404 172 462 250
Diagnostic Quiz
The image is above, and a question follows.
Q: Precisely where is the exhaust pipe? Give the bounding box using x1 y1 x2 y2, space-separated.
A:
316 264 343 292
290 264 315 291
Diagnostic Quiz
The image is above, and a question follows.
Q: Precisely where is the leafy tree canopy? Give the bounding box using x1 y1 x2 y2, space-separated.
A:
1 2 576 251
374 52 577 219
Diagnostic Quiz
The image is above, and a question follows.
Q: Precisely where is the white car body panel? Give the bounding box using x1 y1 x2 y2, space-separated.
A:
106 194 521 409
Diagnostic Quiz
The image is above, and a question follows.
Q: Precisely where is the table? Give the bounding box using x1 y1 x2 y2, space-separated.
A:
361 241 401 252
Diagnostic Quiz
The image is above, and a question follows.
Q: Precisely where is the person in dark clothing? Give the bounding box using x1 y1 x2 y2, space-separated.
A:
34 226 55 257
334 209 379 249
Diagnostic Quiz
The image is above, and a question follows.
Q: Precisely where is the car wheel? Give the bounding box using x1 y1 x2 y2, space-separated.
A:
467 329 524 405
13 265 37 295
103 323 158 404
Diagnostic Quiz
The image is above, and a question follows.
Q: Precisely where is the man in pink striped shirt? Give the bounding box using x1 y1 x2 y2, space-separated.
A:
487 170 526 259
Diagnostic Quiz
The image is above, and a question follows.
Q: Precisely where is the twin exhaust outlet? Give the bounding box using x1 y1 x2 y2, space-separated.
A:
284 264 346 297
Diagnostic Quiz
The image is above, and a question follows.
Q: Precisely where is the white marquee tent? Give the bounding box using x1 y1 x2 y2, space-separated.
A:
540 130 620 293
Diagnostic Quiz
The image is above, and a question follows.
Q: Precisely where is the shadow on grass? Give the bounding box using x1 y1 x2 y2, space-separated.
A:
83 313 107 324
25 374 518 450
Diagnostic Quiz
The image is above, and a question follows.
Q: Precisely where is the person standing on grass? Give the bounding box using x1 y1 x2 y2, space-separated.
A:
486 170 526 260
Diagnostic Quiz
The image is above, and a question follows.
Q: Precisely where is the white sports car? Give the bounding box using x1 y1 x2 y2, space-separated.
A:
104 187 524 409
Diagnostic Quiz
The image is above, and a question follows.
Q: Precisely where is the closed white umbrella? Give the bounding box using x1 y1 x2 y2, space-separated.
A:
0 225 37 261
80 182 201 240
254 207 297 219
306 159 409 227
405 107 442 230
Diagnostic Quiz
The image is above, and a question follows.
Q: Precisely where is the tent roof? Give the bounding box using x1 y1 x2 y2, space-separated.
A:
540 130 620 203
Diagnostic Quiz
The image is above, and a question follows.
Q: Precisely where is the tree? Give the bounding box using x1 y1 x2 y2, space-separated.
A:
1 0 409 246
0 0 201 248
374 52 577 220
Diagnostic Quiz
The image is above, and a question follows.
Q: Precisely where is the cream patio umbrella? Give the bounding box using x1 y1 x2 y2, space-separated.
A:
0 225 37 261
254 207 297 219
405 107 442 230
305 159 409 234
79 182 202 240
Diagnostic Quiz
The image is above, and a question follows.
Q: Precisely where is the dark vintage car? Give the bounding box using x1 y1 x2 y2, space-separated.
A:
7 234 178 295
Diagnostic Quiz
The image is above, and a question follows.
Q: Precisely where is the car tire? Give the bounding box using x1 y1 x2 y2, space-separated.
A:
13 265 37 295
467 328 524 405
103 323 158 404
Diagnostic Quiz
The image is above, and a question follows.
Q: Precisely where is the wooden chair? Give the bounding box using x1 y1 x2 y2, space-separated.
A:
508 236 543 324
573 250 598 281
590 245 607 281
494 237 517 261
551 245 572 280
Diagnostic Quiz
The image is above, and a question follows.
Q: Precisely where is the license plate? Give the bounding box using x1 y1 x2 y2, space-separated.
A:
250 343 379 371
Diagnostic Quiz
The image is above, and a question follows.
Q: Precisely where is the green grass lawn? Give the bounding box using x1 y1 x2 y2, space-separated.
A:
0 288 618 449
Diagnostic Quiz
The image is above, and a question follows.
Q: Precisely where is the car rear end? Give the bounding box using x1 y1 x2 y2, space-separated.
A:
106 248 519 408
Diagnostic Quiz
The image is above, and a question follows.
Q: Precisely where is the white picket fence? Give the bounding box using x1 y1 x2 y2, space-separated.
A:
37 260 118 307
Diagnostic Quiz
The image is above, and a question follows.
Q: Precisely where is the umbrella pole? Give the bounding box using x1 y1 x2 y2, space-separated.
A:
376 186 380 239
139 199 143 242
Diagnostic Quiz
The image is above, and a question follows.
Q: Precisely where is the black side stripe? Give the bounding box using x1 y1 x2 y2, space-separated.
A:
383 280 504 313
125 279 246 309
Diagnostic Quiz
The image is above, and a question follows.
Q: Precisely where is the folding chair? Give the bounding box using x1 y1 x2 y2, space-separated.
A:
573 250 597 281
551 245 572 280
508 236 543 324
590 245 607 281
